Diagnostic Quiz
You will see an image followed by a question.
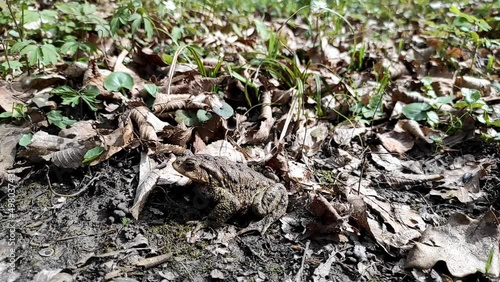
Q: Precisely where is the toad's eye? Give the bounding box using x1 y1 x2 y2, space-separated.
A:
183 159 197 171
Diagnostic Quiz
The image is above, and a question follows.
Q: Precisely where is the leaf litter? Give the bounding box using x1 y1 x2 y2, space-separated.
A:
0 0 499 281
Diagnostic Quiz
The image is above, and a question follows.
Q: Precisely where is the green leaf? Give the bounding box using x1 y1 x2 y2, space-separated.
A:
81 85 101 111
130 13 142 34
426 111 439 126
476 19 491 32
52 86 80 107
462 88 481 104
435 96 456 104
11 40 33 53
212 101 234 118
254 19 270 41
454 101 468 108
40 44 59 66
171 26 183 42
449 5 461 15
143 17 154 39
162 53 173 64
83 146 105 164
60 41 79 56
175 110 199 126
19 134 33 147
144 84 158 97
0 112 13 118
2 61 23 71
47 110 77 129
104 72 134 92
402 103 431 121
196 109 212 123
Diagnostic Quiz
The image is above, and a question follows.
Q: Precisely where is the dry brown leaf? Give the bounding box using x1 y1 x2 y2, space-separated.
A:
130 106 169 141
0 124 30 181
0 82 26 112
429 158 488 203
455 76 492 95
23 74 66 90
378 131 414 154
332 123 367 146
406 210 500 278
396 119 433 144
370 145 403 171
19 131 92 168
160 124 193 146
90 116 134 165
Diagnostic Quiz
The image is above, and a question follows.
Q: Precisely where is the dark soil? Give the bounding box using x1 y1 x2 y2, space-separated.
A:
1 139 499 281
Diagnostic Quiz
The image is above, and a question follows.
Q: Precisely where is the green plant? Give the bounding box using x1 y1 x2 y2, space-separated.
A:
47 110 77 129
0 103 28 120
10 40 59 69
110 1 155 40
83 146 105 164
51 85 101 111
104 72 134 95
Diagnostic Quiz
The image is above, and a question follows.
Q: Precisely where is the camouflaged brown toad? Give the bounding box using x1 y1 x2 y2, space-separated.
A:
173 154 288 235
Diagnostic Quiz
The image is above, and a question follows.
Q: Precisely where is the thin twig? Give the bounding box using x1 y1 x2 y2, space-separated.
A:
46 168 101 197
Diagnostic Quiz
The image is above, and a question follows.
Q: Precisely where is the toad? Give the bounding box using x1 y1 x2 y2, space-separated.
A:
172 154 288 235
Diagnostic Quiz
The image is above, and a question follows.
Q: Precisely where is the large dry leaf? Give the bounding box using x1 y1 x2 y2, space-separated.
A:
406 210 500 278
378 131 414 154
0 124 30 181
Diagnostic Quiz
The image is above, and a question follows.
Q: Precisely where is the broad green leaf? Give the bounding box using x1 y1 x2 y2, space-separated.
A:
368 94 382 111
55 2 79 15
254 19 270 41
40 44 59 66
162 53 173 64
144 84 158 97
454 101 468 108
130 13 142 34
171 26 183 42
212 101 234 118
449 5 461 15
60 41 79 56
402 103 431 121
11 40 33 53
47 110 77 129
435 96 456 104
0 112 12 118
104 72 134 92
2 61 23 71
175 110 199 126
82 2 97 15
477 19 491 32
462 88 481 104
83 146 105 164
426 111 439 126
144 17 154 39
196 109 212 123
8 30 20 38
19 134 33 147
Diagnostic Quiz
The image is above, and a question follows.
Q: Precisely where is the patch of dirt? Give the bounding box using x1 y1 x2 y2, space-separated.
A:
2 140 500 281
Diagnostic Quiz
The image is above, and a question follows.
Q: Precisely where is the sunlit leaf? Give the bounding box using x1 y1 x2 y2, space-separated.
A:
402 103 431 121
212 101 234 118
83 146 105 164
144 84 158 97
104 72 134 91
19 134 33 147
462 88 481 104
175 110 199 126
47 110 77 129
196 109 212 123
